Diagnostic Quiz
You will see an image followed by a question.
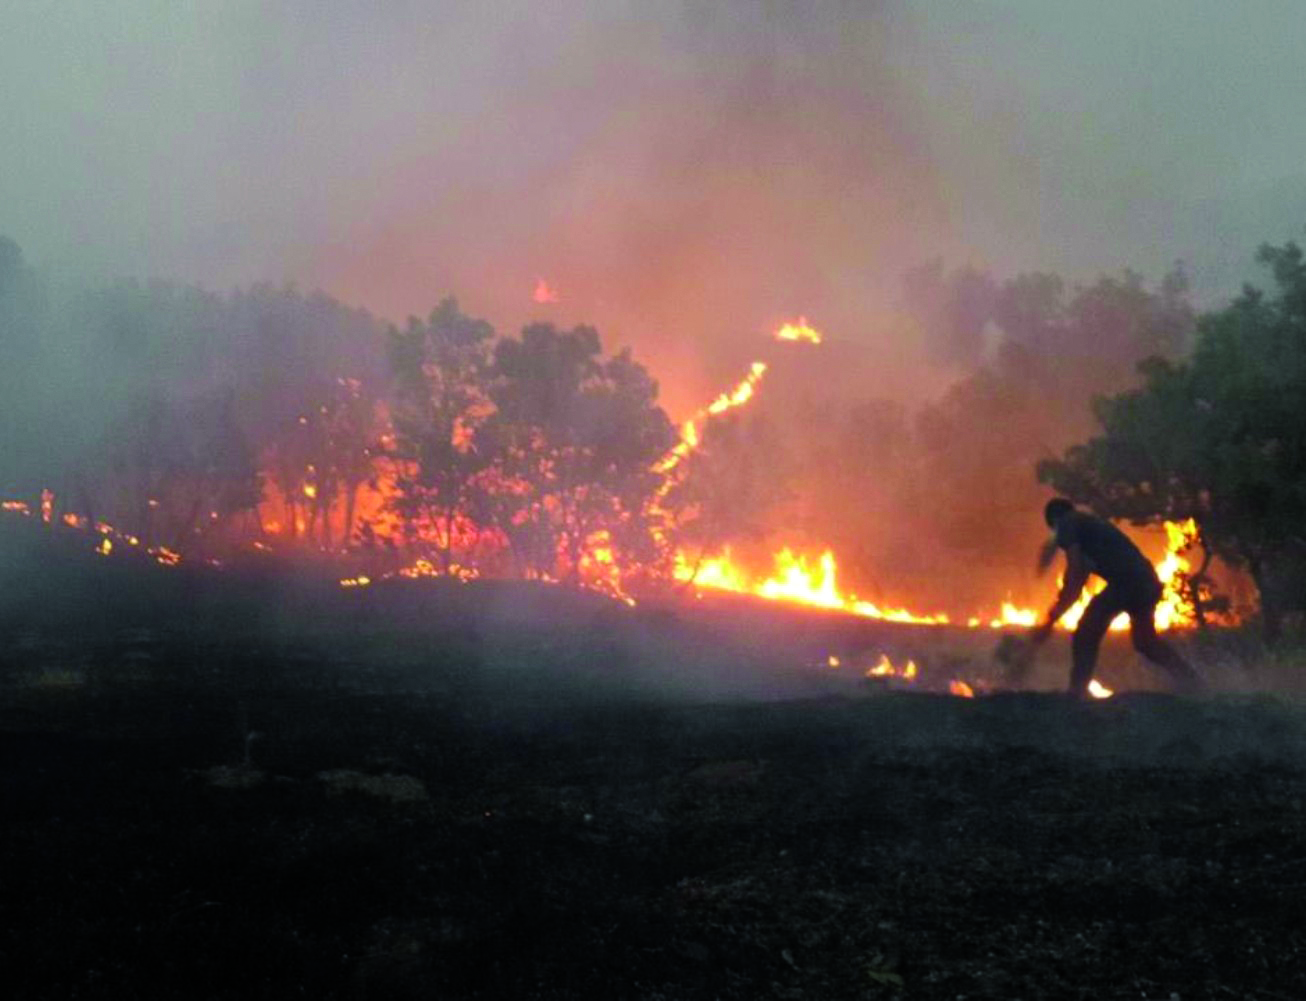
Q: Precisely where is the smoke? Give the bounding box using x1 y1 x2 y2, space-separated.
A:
3 2 1305 617
6 3 1306 397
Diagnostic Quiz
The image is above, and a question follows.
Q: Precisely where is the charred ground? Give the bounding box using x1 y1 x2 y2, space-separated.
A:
3 533 1306 1000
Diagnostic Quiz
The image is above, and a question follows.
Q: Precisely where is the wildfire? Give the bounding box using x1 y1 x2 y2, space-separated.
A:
663 326 1199 636
676 547 953 626
865 653 918 680
0 303 1202 712
653 361 768 478
978 518 1198 633
774 317 822 344
949 679 975 698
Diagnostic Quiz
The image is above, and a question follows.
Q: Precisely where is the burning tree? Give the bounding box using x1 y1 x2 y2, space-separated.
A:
479 323 676 584
386 297 497 573
384 309 676 587
1040 241 1306 641
662 410 794 585
266 377 380 549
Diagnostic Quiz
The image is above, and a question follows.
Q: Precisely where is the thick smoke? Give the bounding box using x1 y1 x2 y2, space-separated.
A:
2 2 1305 615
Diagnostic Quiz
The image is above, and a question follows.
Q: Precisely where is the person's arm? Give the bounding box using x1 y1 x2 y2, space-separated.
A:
1030 544 1090 644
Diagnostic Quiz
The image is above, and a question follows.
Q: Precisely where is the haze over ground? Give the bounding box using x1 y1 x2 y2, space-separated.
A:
3 2 1305 410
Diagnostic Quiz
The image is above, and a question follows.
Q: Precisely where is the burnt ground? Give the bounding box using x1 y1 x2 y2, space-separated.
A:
3 538 1306 999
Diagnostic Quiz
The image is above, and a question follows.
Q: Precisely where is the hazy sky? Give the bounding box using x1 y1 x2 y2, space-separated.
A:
4 1 1305 407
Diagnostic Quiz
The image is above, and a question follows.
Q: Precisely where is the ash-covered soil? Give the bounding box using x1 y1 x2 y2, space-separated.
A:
3 568 1306 999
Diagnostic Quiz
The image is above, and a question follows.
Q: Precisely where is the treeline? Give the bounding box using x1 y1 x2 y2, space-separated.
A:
763 263 1197 613
0 235 385 553
0 236 680 586
1039 241 1306 640
2 228 1301 631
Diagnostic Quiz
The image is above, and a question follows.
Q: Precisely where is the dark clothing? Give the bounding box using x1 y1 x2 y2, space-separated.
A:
1054 511 1158 588
1069 579 1200 695
1053 510 1200 696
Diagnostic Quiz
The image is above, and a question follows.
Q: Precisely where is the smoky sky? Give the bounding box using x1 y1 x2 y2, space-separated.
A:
4 1 1306 412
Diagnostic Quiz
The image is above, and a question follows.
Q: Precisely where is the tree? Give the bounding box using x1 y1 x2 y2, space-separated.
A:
902 259 996 367
662 411 793 584
481 323 675 584
387 298 496 574
95 390 262 550
1039 242 1306 640
897 266 1196 608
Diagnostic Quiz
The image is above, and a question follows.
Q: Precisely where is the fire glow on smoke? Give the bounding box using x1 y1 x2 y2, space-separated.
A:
4 316 1198 701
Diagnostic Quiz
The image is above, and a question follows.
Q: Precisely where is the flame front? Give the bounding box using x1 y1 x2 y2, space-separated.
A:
0 314 1203 709
674 547 951 626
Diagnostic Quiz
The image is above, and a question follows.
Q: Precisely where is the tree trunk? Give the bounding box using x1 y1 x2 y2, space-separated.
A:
343 481 359 550
441 508 454 575
1189 536 1214 630
1248 554 1283 645
320 497 332 551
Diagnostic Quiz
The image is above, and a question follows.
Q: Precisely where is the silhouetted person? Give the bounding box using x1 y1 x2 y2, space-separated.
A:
1030 498 1201 697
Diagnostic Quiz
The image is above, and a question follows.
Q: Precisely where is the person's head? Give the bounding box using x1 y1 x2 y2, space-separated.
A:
1043 497 1075 529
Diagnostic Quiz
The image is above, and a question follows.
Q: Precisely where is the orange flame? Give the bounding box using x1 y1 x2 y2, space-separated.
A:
532 278 560 304
662 328 1198 638
774 317 823 344
674 547 951 626
864 653 918 680
653 361 767 478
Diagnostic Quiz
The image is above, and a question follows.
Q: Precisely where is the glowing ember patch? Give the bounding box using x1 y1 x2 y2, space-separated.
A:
866 653 894 678
949 680 975 698
2 500 30 515
864 653 917 680
149 546 181 567
827 654 841 668
340 575 371 588
532 278 560 304
97 537 112 556
1088 679 1114 699
303 483 318 500
774 317 823 344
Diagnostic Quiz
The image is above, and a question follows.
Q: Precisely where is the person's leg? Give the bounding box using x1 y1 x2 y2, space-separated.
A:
1070 589 1124 697
1129 593 1202 693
